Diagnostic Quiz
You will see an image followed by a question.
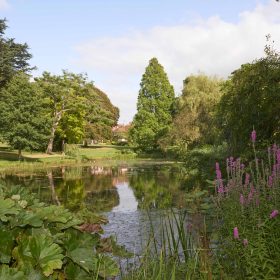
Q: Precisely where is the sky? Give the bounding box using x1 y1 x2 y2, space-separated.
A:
0 0 280 123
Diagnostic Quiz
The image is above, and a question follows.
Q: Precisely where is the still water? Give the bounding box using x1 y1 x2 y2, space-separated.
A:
0 163 187 254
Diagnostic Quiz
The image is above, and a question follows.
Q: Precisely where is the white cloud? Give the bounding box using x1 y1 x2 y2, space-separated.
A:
73 1 280 123
0 0 9 10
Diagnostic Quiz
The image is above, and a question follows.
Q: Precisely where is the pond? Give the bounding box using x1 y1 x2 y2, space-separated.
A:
0 163 189 256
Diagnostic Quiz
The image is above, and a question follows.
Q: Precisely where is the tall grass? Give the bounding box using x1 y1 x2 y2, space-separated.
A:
122 210 212 280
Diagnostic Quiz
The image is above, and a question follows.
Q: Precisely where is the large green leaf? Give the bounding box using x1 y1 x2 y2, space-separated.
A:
10 211 43 228
67 247 95 273
0 198 19 222
62 229 119 277
36 205 73 224
62 228 99 252
96 255 119 278
13 234 64 277
0 265 26 280
65 262 92 280
63 229 100 273
0 229 15 263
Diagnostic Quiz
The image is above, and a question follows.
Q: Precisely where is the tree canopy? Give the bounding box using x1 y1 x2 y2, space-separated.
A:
0 73 51 156
0 19 33 88
165 74 223 150
217 44 280 154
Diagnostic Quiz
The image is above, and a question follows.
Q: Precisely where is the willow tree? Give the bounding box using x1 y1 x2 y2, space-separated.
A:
167 74 223 149
130 58 175 151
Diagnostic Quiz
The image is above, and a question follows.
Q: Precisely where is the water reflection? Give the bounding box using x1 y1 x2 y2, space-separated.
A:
0 164 186 213
112 182 138 212
0 164 190 261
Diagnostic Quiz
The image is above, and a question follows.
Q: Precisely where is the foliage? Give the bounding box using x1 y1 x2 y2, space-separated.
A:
84 85 119 143
0 73 51 156
217 42 280 155
213 137 280 279
36 72 119 152
0 19 33 88
130 58 175 151
0 184 119 279
162 74 223 153
35 71 89 153
181 143 228 190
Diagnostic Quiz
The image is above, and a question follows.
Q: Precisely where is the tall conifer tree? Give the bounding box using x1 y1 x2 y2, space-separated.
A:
130 58 175 151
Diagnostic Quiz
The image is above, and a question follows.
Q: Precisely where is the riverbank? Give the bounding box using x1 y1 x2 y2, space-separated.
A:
0 144 178 174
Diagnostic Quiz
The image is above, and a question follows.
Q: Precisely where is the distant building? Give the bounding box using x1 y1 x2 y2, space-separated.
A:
112 123 131 143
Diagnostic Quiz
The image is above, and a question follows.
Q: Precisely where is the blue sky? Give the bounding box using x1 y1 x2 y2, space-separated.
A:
0 0 279 122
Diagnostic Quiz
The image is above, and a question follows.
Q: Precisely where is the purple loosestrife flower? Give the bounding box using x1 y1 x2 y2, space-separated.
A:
277 149 280 164
272 144 277 158
251 130 256 143
240 194 245 205
243 239 248 246
233 227 239 239
270 210 279 219
216 162 222 179
245 173 250 185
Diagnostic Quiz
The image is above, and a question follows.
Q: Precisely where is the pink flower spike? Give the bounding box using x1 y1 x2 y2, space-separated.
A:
243 239 248 246
270 210 279 219
240 194 245 205
233 227 239 239
251 130 256 143
245 173 250 185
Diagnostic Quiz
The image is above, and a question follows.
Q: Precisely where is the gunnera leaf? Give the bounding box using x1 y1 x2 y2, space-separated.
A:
0 265 26 280
95 255 119 278
65 261 92 280
0 198 19 222
0 229 15 263
13 234 64 277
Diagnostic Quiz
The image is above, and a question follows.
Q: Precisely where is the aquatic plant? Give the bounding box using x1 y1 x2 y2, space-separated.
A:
0 184 119 279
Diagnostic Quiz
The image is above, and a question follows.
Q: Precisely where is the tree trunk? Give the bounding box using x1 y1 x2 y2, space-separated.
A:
18 149 22 161
47 171 60 206
46 110 63 154
62 139 65 155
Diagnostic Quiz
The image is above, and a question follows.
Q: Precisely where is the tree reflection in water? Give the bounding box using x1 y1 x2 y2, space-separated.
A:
0 164 187 213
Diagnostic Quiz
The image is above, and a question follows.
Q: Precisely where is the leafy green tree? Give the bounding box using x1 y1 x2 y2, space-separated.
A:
165 74 223 151
130 58 175 151
83 85 119 144
35 71 88 153
37 72 119 152
217 43 280 154
0 74 51 158
0 19 33 88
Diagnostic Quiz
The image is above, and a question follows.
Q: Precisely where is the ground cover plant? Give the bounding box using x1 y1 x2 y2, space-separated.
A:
0 184 119 279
